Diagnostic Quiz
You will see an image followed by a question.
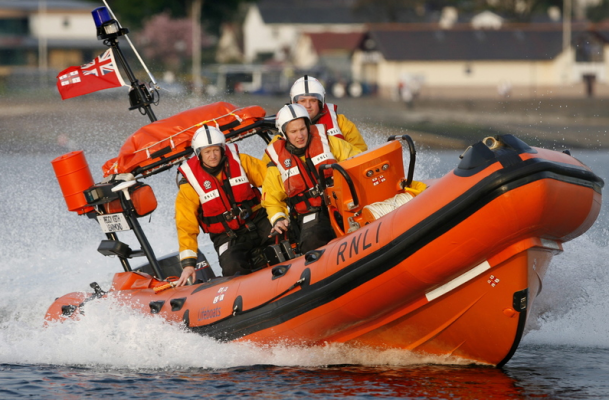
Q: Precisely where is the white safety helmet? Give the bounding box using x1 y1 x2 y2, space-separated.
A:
191 125 225 156
290 75 325 107
275 104 310 135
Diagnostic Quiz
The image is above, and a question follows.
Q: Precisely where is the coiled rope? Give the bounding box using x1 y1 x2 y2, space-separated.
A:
363 192 414 220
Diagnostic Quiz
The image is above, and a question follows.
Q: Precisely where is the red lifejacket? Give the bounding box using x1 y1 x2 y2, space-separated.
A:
265 124 335 214
316 103 343 139
179 143 260 235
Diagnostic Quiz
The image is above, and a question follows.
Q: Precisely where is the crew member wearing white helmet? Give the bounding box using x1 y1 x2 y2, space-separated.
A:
175 125 272 285
290 75 367 152
262 104 361 253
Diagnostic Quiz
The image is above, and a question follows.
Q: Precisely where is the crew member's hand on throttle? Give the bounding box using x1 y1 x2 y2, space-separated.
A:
175 266 196 287
269 218 289 237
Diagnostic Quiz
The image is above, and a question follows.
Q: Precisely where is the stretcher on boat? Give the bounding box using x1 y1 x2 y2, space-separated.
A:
46 102 603 367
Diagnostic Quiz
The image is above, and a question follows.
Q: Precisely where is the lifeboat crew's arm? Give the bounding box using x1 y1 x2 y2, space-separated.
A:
240 152 267 188
261 165 290 231
327 134 362 161
175 182 203 271
175 153 267 275
336 114 367 152
262 136 361 234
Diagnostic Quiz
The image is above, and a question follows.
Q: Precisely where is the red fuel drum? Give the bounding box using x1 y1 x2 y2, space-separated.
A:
51 150 94 214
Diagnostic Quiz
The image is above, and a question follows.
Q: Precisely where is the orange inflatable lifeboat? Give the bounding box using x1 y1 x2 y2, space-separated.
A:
46 104 603 367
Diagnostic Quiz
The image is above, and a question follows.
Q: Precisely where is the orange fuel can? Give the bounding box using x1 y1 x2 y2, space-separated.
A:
51 150 95 214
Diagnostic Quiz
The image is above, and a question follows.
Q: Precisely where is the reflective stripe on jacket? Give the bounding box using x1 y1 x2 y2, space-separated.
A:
317 103 342 139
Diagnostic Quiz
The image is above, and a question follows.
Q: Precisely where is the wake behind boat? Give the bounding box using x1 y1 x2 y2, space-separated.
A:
45 101 603 367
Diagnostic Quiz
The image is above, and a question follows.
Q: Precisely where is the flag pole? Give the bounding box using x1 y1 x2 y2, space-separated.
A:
92 7 157 123
101 0 158 89
107 38 158 122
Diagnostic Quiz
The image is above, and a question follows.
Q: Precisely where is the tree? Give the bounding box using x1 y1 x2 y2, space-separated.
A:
136 12 214 72
471 0 564 21
586 0 609 22
100 0 256 34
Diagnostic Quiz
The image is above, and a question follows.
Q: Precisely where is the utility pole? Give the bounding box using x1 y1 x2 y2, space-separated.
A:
192 0 203 97
38 0 48 87
562 0 572 84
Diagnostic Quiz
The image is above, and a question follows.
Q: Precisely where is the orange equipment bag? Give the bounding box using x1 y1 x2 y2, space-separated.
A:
104 183 157 217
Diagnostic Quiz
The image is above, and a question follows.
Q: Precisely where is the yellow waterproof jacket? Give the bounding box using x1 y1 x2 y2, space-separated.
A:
333 114 367 152
262 114 366 165
261 135 361 225
176 153 267 263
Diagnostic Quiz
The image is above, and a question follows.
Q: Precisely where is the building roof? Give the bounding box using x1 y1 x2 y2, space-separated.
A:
593 28 609 43
362 25 607 61
0 0 100 12
256 0 423 24
257 0 366 24
253 1 571 27
306 32 364 53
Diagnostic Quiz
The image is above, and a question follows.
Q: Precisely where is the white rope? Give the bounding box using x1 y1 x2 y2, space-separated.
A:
363 192 414 220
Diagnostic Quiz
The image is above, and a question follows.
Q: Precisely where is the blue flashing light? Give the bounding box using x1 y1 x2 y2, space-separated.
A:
91 7 112 28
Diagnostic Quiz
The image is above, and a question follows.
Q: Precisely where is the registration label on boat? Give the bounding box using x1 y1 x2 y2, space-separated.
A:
97 213 131 233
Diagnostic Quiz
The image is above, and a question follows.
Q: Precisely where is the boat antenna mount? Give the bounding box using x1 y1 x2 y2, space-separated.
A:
91 5 158 123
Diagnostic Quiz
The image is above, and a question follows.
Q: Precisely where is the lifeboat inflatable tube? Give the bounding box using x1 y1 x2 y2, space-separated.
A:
45 132 602 367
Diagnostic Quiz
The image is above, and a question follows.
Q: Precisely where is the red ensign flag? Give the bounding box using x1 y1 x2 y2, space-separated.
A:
56 49 127 100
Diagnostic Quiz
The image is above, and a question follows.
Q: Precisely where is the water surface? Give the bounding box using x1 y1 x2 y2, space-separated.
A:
1 99 608 399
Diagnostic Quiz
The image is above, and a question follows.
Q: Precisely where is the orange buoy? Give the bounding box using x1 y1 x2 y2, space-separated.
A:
51 150 95 215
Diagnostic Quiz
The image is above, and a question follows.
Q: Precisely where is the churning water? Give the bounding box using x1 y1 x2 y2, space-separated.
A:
1 97 608 399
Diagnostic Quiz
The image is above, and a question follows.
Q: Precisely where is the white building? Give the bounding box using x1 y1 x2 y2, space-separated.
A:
242 0 366 64
352 24 609 99
293 32 363 74
0 0 101 72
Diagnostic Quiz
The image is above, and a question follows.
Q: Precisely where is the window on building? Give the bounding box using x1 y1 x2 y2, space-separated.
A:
255 52 274 63
0 49 28 65
0 18 29 36
225 72 253 94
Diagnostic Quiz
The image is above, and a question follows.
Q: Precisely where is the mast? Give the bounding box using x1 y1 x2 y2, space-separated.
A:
91 6 158 123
